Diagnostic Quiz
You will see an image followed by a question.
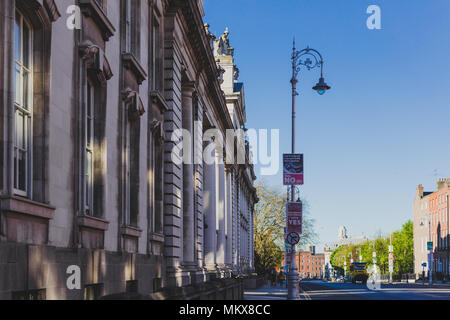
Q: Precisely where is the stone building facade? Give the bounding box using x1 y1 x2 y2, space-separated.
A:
413 180 450 279
0 0 257 300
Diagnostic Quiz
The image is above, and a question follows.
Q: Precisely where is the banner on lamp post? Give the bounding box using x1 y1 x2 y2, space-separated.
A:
283 154 303 185
286 201 303 234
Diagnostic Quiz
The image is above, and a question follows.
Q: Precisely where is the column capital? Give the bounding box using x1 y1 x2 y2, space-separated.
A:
182 80 196 96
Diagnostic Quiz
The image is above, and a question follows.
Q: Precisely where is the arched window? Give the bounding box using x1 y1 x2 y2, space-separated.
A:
13 11 33 197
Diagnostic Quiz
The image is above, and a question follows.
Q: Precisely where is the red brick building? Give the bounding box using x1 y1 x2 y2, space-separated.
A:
281 246 325 279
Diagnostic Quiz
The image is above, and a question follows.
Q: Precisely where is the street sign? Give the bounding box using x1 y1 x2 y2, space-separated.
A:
286 201 303 234
286 232 300 245
283 154 303 185
427 241 433 251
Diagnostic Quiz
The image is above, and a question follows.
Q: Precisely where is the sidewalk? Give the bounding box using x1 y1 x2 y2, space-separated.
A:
244 283 288 300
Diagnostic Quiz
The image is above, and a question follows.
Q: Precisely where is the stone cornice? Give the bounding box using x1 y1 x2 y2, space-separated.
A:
168 0 234 134
150 90 169 112
122 52 147 85
79 0 116 41
43 0 61 22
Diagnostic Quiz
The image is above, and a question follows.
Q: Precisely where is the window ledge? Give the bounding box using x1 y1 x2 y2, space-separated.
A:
78 215 109 231
122 53 147 85
149 233 165 243
79 0 116 41
121 225 143 238
150 91 169 112
0 196 55 220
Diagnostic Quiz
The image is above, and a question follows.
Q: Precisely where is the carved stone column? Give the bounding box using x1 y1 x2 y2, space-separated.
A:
216 148 226 273
182 81 196 267
204 139 217 272
225 167 233 269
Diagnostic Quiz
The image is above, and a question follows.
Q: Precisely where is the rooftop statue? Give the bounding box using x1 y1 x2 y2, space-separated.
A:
216 27 234 56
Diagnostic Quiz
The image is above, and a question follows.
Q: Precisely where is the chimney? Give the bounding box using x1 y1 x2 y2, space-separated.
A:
417 184 424 198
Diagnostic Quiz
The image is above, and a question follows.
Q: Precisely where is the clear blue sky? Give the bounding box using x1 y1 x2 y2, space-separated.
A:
204 0 450 251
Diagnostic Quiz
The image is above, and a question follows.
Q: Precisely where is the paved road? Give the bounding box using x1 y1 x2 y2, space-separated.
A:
244 283 288 300
300 280 450 300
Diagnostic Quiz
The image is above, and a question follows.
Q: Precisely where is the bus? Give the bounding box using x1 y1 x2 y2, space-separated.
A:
349 262 369 284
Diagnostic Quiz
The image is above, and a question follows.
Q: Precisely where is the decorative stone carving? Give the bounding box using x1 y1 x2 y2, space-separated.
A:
216 27 234 56
151 120 165 146
216 59 225 84
79 42 113 86
122 88 145 120
233 65 240 82
103 55 113 81
204 23 216 49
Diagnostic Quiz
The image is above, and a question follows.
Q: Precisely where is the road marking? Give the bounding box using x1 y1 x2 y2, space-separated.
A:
299 284 312 300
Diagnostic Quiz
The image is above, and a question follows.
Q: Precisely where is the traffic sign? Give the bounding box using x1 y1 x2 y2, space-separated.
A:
286 232 300 245
422 262 427 268
427 241 433 251
283 154 303 185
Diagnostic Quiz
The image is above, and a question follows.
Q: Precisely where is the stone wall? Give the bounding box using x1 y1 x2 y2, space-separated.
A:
0 242 163 300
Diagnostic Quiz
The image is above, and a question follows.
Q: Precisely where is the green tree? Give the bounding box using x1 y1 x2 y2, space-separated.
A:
329 220 414 276
253 181 317 274
392 220 414 274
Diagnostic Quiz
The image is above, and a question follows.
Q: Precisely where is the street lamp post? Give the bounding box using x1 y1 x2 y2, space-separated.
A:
429 219 433 285
287 40 330 301
389 234 393 284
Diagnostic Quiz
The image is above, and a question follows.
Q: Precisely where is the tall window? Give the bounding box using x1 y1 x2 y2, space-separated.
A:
14 11 32 197
125 0 132 53
85 81 95 214
152 17 161 91
124 0 138 57
125 118 140 227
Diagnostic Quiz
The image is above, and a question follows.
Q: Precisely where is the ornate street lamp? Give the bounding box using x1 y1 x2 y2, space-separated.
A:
287 40 331 301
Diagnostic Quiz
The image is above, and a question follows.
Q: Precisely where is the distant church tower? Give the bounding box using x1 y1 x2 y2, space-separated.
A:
338 226 348 240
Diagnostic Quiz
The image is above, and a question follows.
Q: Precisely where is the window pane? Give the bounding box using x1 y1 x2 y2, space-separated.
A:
86 150 92 208
87 83 92 116
14 15 20 61
14 63 21 105
15 111 24 148
23 70 30 110
14 148 18 189
18 149 27 191
22 23 30 68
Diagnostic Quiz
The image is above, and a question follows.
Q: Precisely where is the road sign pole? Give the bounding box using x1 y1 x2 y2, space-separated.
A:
428 221 433 285
286 231 300 300
389 238 393 284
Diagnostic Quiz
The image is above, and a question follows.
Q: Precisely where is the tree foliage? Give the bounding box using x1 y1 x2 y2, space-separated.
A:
329 220 414 276
253 181 317 274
